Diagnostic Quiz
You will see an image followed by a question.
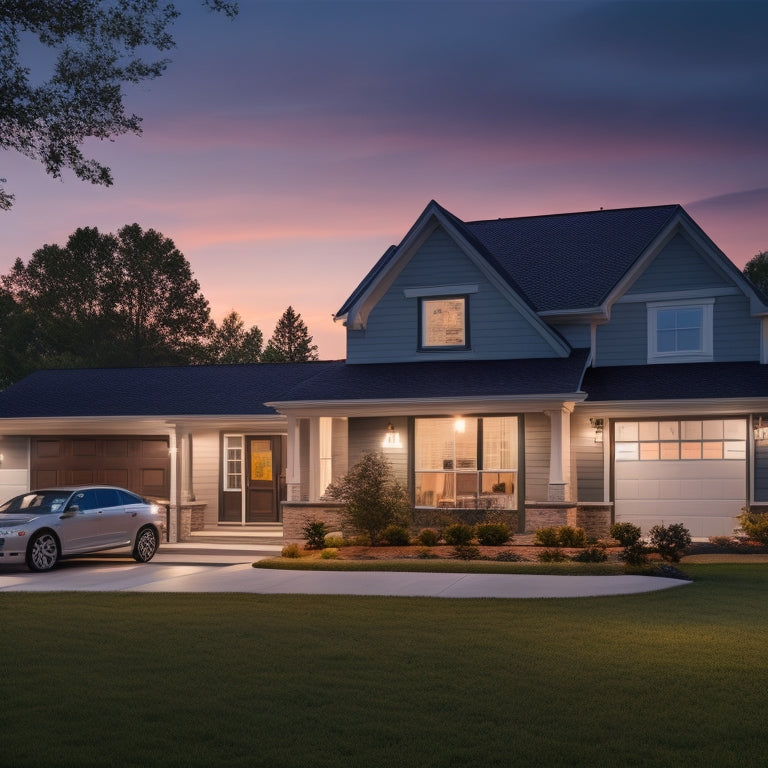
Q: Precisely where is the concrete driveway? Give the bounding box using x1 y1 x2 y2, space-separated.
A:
0 543 690 598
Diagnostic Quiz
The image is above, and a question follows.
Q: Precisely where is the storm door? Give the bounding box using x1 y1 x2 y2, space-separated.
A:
246 437 280 522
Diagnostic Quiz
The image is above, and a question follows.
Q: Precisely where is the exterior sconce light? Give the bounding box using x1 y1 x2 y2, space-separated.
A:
454 418 466 433
382 422 402 449
754 417 768 441
589 417 604 443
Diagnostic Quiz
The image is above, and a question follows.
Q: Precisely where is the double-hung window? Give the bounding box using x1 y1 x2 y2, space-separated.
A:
647 299 713 363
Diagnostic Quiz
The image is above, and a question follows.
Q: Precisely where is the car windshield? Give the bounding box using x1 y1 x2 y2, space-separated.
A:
0 491 71 515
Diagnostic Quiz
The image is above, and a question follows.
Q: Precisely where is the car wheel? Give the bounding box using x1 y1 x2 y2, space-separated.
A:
26 531 60 572
132 526 159 563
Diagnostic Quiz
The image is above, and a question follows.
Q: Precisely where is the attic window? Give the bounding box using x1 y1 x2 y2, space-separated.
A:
647 299 713 363
419 295 470 350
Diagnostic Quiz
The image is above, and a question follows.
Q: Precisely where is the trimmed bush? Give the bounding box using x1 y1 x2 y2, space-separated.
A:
380 525 411 546
476 523 511 546
537 548 570 562
649 523 692 562
452 544 481 560
534 527 560 547
619 540 650 566
444 523 475 546
557 526 586 548
572 545 608 563
738 509 768 545
610 522 642 547
417 528 440 547
281 543 301 558
320 548 339 559
324 536 345 548
302 518 329 550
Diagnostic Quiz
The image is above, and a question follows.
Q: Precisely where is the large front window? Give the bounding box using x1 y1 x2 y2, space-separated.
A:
414 416 518 509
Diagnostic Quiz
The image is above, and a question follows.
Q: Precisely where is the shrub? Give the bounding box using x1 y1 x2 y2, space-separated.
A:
444 523 475 546
610 522 642 547
324 536 346 548
537 548 570 562
302 518 329 550
381 525 411 546
572 545 608 563
416 547 439 559
649 523 692 562
495 551 524 562
619 540 650 566
476 523 511 546
417 528 440 547
452 544 481 560
324 452 411 544
738 509 768 545
557 526 586 548
320 548 339 559
281 543 301 558
534 527 560 547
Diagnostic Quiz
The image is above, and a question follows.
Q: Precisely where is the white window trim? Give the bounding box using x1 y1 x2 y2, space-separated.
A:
647 298 714 363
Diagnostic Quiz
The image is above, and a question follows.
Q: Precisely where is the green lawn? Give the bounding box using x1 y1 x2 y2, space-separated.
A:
2 563 767 768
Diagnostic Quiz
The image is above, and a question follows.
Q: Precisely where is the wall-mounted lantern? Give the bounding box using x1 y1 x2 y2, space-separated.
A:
754 416 768 441
589 417 604 443
382 422 402 449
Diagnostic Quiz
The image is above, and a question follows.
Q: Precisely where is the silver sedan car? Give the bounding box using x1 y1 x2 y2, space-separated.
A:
0 486 165 572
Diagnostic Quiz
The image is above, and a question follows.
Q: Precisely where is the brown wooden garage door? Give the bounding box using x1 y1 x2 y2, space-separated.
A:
31 436 170 500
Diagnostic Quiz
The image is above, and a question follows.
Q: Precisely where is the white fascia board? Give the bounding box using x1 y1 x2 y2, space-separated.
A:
266 394 587 417
0 414 286 436
539 306 609 324
574 398 768 417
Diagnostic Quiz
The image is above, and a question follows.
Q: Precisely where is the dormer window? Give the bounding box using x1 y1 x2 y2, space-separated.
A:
647 298 713 363
419 295 470 350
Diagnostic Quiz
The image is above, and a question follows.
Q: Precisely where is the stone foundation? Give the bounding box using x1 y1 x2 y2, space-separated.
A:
282 501 346 543
524 502 612 539
179 503 208 540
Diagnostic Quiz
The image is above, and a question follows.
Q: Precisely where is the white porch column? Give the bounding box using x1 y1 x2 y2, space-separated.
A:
286 414 302 501
168 430 180 543
545 405 573 502
308 416 321 501
179 429 194 502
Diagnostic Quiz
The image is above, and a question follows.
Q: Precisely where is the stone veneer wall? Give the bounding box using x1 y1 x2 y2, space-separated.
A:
282 501 347 543
179 504 208 540
567 504 613 539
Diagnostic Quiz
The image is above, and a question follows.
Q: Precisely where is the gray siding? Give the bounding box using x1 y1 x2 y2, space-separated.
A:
524 413 550 502
552 323 591 349
755 442 768 503
597 295 761 366
626 233 730 294
595 303 647 366
347 416 409 489
571 413 605 502
347 227 558 364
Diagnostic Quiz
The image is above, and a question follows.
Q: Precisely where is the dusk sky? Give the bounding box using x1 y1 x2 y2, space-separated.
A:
3 0 767 360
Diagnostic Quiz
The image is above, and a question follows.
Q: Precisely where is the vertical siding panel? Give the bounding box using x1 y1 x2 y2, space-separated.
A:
571 413 605 502
524 413 550 502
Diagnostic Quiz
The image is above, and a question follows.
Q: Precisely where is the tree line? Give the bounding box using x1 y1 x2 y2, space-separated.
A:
0 223 318 388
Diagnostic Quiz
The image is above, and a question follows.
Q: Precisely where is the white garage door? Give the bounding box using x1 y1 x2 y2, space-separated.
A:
614 419 747 538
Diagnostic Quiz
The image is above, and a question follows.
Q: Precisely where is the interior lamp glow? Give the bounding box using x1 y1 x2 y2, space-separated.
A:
382 422 402 449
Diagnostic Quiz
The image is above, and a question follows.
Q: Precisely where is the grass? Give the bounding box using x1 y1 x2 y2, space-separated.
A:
1 562 767 767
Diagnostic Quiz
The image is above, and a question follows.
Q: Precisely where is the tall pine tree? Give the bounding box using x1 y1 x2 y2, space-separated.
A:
262 306 319 362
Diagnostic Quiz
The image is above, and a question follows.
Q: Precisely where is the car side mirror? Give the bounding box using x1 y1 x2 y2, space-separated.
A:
61 505 80 518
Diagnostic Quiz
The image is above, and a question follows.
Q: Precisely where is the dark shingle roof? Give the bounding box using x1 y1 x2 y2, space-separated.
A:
271 351 590 402
582 362 768 402
0 362 343 418
336 201 681 317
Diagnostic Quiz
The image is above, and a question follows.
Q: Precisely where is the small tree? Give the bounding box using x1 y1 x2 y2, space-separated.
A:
261 306 319 362
324 452 411 544
207 311 263 364
743 251 768 295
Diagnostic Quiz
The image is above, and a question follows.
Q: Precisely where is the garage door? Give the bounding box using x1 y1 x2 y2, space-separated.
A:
31 437 170 501
614 419 747 538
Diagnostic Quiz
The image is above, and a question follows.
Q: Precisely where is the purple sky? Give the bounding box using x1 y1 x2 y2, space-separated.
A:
4 0 767 360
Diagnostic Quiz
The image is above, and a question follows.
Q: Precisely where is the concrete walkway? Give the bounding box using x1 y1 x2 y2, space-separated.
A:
0 543 690 598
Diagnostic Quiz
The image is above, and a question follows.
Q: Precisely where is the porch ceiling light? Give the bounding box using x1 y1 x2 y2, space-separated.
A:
589 417 604 443
383 422 402 449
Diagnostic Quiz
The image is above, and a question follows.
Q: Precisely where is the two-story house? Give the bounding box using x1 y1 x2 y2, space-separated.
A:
1 200 767 544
